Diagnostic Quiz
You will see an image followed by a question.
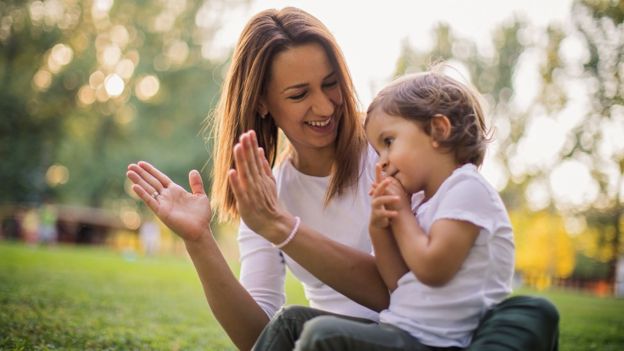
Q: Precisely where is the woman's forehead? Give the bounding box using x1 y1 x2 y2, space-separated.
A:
269 43 334 90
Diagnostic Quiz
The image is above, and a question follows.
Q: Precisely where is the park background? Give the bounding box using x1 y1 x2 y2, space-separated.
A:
1 0 623 349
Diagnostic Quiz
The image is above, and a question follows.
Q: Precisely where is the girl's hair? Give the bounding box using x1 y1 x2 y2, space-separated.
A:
208 7 366 222
366 65 490 166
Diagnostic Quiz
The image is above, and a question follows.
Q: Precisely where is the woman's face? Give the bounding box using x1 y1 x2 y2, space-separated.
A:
261 42 343 157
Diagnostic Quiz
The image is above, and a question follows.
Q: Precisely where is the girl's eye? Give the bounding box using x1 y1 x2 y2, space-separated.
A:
288 91 307 100
322 80 338 88
383 137 393 147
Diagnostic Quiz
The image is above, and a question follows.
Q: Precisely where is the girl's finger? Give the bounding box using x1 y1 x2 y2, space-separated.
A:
372 178 392 197
137 161 173 189
375 163 384 184
127 170 159 197
371 195 401 208
372 208 398 219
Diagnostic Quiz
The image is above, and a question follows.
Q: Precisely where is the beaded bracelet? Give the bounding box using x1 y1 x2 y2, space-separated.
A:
273 216 301 249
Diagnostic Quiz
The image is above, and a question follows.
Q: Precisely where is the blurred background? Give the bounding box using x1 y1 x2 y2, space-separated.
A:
1 0 623 298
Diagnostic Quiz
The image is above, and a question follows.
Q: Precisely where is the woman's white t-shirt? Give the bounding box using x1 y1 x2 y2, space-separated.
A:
379 164 515 348
237 146 379 321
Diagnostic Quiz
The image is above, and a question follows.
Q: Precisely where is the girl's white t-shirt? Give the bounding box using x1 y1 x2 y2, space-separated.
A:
237 146 379 321
379 164 515 348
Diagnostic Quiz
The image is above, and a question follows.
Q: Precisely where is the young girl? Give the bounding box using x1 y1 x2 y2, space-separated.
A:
363 69 514 349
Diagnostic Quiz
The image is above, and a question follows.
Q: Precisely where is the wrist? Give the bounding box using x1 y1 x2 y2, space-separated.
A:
183 227 215 249
265 212 298 245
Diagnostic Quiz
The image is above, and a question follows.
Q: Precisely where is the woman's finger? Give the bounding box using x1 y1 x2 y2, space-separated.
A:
247 131 266 178
131 184 159 213
128 163 163 193
127 169 159 197
233 143 251 188
258 147 272 177
188 170 205 195
137 161 173 189
228 169 248 206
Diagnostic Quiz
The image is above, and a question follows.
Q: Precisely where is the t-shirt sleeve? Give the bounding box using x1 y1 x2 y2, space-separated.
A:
432 175 498 237
237 219 286 318
364 143 379 185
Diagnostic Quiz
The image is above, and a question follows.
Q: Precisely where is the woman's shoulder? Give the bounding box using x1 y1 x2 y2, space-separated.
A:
360 143 378 179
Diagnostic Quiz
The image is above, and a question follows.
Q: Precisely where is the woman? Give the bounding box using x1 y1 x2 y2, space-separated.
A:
128 7 387 350
127 7 558 351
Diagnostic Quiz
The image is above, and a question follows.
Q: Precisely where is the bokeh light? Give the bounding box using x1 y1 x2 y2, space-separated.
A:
45 164 69 187
135 75 160 101
104 73 124 97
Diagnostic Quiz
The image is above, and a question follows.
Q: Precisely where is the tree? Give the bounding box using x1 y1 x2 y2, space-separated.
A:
539 0 624 284
0 0 244 209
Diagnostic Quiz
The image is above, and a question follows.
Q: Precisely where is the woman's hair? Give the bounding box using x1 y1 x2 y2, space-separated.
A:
366 65 491 166
208 7 366 222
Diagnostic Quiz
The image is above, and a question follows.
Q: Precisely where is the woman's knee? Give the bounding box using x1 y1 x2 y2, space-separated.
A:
297 316 344 351
501 295 560 324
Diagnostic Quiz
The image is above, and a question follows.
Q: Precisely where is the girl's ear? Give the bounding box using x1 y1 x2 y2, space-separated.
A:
430 114 451 147
258 100 269 119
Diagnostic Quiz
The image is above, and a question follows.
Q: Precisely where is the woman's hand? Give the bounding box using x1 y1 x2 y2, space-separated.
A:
126 162 212 242
228 130 293 242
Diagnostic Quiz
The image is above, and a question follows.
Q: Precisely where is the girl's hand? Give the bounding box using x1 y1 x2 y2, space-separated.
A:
228 130 291 241
126 162 212 242
380 177 411 213
369 164 399 229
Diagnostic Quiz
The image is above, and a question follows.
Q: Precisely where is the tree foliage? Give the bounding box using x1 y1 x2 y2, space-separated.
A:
539 0 624 281
0 0 243 209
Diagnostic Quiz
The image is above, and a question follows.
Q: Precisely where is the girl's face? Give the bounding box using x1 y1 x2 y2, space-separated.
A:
366 110 440 196
260 42 343 158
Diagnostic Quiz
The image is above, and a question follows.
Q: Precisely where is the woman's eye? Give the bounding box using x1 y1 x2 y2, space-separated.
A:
323 80 338 88
288 91 307 100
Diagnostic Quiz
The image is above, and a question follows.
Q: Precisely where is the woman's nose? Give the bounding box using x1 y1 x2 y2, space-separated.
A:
311 92 334 117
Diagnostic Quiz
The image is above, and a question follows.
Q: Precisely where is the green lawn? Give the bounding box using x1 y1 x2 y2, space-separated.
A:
1 242 623 350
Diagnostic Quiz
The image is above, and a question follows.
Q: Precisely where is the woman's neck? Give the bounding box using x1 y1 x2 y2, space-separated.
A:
290 146 335 177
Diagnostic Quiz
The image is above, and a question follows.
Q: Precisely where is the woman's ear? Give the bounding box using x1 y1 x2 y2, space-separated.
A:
430 114 451 147
258 100 269 119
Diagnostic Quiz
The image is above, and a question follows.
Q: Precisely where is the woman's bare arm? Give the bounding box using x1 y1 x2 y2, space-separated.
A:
127 162 270 350
185 234 269 351
229 131 390 311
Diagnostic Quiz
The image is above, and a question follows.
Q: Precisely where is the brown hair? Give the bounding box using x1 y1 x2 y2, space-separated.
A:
366 65 491 166
208 7 366 222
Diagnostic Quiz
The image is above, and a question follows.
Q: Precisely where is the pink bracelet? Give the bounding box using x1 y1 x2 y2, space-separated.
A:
273 216 301 249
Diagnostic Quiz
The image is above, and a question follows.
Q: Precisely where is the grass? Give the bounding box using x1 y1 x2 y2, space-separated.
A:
1 242 623 350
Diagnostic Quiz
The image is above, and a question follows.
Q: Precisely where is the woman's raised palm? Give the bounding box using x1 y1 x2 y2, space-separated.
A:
126 162 212 242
